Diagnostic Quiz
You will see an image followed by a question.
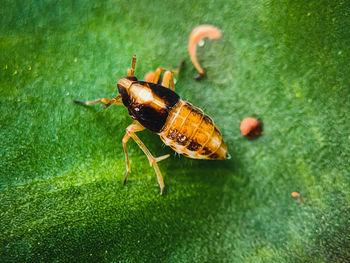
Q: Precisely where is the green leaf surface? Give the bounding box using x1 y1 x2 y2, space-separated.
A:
1 0 349 262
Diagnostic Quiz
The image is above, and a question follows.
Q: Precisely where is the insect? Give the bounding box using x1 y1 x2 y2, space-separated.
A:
74 56 230 194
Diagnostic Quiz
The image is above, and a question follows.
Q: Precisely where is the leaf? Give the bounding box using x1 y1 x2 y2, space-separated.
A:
1 0 349 262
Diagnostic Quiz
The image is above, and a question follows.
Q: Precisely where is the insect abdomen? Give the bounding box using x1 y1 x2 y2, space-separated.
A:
160 100 228 159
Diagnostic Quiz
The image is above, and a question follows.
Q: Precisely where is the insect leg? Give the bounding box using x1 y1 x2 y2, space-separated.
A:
152 68 168 84
122 122 145 186
161 70 175 91
123 121 170 195
74 95 123 108
151 60 184 88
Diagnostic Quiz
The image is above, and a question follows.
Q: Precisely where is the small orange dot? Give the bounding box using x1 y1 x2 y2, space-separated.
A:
144 71 155 82
240 117 262 138
291 192 300 198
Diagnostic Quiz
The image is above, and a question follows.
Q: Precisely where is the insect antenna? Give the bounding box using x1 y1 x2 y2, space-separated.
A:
127 55 137 76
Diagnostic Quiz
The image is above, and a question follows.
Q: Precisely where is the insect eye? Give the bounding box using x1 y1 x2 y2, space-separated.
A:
117 84 127 95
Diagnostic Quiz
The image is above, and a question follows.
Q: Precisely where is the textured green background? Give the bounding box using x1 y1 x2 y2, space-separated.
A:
1 0 349 262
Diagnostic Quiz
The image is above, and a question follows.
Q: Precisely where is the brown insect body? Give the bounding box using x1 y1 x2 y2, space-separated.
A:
75 56 229 194
117 77 228 160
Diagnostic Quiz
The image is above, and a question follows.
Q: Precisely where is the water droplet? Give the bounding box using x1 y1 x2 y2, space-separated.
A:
198 39 205 47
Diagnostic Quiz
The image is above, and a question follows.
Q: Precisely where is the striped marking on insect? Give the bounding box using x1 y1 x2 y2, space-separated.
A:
74 56 230 194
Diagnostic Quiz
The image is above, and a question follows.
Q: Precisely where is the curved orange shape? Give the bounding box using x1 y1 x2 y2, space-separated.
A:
188 25 222 75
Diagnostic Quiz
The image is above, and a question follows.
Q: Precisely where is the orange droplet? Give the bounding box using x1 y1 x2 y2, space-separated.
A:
144 71 155 82
240 117 262 138
291 192 300 198
188 25 222 76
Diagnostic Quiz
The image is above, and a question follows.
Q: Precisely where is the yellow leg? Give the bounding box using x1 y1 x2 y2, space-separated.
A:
161 70 175 91
122 121 170 195
150 60 184 88
74 95 123 108
152 68 168 84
